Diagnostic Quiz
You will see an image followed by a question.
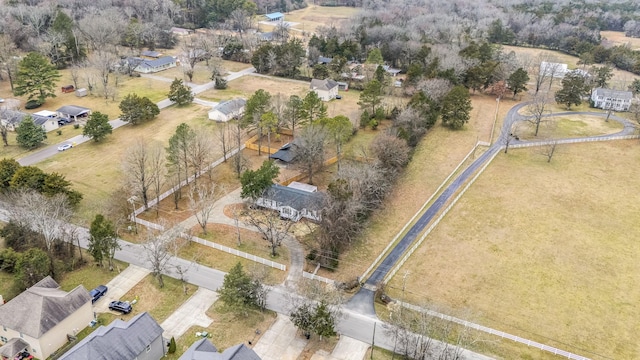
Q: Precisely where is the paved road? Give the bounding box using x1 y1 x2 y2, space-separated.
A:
16 67 256 166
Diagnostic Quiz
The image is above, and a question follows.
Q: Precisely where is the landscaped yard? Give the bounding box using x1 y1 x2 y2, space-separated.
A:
515 114 624 140
166 303 276 359
386 140 640 360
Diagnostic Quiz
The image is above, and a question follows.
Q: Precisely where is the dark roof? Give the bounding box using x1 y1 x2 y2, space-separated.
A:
213 99 246 115
0 109 27 125
0 276 91 338
265 12 284 20
56 105 91 117
310 79 339 91
0 338 29 358
262 184 325 212
593 87 633 100
58 312 164 360
141 50 163 58
139 56 176 68
179 339 261 360
32 114 53 126
269 142 297 163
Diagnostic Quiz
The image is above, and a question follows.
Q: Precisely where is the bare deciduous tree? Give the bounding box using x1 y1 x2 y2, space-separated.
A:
188 128 215 182
89 50 119 99
188 183 218 234
215 122 230 162
295 125 328 185
243 207 293 257
142 223 182 288
123 138 163 210
540 139 559 163
526 94 551 137
8 191 73 278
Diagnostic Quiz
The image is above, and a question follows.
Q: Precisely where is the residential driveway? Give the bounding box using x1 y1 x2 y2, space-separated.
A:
160 288 218 340
252 314 307 360
93 265 151 313
310 336 370 360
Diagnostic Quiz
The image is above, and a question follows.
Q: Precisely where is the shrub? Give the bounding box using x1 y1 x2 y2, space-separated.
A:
73 124 80 129
56 130 62 136
25 100 43 109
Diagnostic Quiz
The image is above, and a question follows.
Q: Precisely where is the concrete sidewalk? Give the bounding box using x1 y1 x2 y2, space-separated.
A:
94 265 150 313
161 288 218 340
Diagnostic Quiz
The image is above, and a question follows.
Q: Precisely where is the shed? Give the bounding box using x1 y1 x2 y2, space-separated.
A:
264 12 284 21
61 85 75 93
75 88 88 97
337 81 349 91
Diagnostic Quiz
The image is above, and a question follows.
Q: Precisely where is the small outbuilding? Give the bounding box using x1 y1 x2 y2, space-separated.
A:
264 12 284 22
75 88 88 97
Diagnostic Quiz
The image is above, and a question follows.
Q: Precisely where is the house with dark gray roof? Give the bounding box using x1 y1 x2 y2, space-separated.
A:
58 312 165 360
56 105 91 121
591 88 633 111
0 276 93 360
179 338 261 360
310 78 339 101
269 141 298 163
256 184 325 222
0 109 27 131
135 56 177 74
208 98 246 122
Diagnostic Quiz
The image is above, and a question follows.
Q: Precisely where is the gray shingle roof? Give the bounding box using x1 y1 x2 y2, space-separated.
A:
179 339 261 360
56 105 91 117
0 109 27 125
58 312 164 360
593 87 633 100
262 184 325 212
0 276 91 338
140 56 176 69
214 99 246 116
32 114 51 126
0 338 29 358
269 142 297 163
141 50 163 58
310 79 339 91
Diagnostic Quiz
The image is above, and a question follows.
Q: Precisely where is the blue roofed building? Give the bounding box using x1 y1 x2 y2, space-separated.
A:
264 12 284 21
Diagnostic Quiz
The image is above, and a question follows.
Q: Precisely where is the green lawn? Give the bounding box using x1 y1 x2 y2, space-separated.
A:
116 274 192 323
58 259 129 292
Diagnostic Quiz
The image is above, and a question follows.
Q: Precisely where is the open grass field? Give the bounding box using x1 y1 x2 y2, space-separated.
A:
37 103 214 223
118 274 193 323
601 30 640 50
386 140 640 360
501 45 640 91
516 114 624 140
166 303 276 359
259 5 359 34
310 93 516 281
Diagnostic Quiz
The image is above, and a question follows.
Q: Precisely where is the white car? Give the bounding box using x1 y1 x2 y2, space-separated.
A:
57 143 73 151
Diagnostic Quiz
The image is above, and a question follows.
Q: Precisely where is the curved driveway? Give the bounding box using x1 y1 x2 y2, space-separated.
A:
351 103 637 315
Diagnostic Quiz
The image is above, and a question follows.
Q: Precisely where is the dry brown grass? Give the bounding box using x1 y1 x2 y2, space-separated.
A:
501 44 640 91
165 302 277 359
386 140 640 360
36 103 214 223
179 241 286 285
117 274 193 323
298 336 338 360
312 94 516 282
274 4 360 33
601 30 640 50
516 114 624 140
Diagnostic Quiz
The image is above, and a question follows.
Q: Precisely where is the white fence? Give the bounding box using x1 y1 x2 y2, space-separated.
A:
398 301 591 360
134 218 287 271
302 271 334 284
509 134 640 149
360 142 484 282
384 148 500 283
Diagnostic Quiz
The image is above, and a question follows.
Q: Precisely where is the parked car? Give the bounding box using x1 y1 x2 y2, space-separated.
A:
335 95 342 100
89 285 108 303
57 143 73 151
109 300 132 314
